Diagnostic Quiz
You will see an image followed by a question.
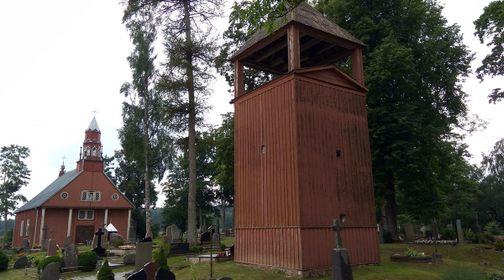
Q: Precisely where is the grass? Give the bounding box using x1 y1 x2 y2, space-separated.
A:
0 243 502 279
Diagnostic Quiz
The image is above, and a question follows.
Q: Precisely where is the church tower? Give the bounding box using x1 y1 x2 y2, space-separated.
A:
76 117 104 172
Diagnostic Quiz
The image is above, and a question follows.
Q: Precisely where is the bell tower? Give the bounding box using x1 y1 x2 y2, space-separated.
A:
76 117 104 172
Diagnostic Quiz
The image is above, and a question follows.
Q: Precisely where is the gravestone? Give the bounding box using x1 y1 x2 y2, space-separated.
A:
13 255 29 269
165 224 182 243
135 241 152 270
42 262 60 280
456 219 464 243
123 253 136 265
331 219 353 280
41 225 49 251
200 232 211 244
46 239 57 256
404 223 415 242
63 236 79 268
212 231 220 245
22 238 30 253
155 267 176 280
127 269 147 280
92 228 106 256
143 262 157 280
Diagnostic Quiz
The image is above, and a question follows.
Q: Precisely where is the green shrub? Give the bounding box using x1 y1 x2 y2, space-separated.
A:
485 221 504 235
97 259 114 280
470 232 492 244
110 237 125 248
0 251 9 271
441 266 485 280
3 229 12 245
487 271 504 280
405 247 420 257
495 239 504 251
153 240 170 269
78 250 98 272
441 228 456 240
220 243 226 250
190 245 203 253
37 255 62 273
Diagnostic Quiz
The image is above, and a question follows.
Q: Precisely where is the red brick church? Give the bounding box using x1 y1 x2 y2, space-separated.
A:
13 117 134 247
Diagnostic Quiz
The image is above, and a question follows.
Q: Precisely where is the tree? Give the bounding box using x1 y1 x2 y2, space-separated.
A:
121 8 173 239
315 0 473 237
124 0 223 245
0 145 30 244
474 0 504 103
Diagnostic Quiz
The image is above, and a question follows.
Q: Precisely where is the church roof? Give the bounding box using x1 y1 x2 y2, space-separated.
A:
15 169 81 213
87 117 100 132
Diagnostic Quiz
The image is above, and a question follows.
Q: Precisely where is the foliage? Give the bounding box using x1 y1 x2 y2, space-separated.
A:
441 228 456 240
0 145 30 241
440 266 486 280
404 247 420 257
153 239 170 269
3 229 12 245
214 113 235 207
495 239 504 251
0 251 8 271
97 259 114 280
484 221 504 235
474 0 504 103
316 0 474 236
37 255 62 273
78 251 98 272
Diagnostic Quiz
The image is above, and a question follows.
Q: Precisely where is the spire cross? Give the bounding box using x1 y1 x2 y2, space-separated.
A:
92 110 98 116
62 156 66 165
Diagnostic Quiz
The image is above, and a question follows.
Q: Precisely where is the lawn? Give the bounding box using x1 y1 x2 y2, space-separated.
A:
0 243 502 279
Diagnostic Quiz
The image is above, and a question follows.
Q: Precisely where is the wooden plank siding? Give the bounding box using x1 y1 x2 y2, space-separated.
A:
234 67 379 274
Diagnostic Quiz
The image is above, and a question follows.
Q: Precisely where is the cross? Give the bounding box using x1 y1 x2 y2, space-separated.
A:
95 228 104 248
331 219 343 249
92 109 98 116
62 156 66 165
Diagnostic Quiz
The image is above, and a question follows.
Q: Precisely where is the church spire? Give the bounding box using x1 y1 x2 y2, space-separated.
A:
58 158 66 177
76 117 104 172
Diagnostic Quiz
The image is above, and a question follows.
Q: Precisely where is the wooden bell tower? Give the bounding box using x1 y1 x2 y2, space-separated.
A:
231 3 379 275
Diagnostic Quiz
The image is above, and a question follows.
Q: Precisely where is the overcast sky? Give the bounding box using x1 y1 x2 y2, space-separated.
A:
0 0 502 209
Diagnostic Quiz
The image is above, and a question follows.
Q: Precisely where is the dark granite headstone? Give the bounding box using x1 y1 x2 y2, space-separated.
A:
135 241 152 270
92 228 106 257
218 277 233 280
200 231 211 244
13 255 29 269
332 248 353 280
46 239 57 256
169 242 190 255
127 268 147 280
123 253 136 265
42 262 60 280
143 262 157 280
155 267 176 280
404 223 415 242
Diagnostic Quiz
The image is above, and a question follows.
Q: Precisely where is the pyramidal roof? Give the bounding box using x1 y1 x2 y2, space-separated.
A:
231 2 364 61
87 116 100 132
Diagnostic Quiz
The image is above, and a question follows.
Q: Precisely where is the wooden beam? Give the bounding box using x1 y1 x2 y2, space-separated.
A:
243 60 283 75
234 60 244 98
255 39 288 63
351 48 364 85
287 24 301 71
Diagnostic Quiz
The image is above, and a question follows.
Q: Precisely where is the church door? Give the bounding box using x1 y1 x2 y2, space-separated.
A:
75 226 95 244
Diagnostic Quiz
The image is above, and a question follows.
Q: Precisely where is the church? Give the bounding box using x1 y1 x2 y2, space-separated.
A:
13 117 134 247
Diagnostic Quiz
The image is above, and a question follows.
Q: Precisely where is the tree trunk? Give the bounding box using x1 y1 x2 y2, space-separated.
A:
183 0 198 246
384 169 398 240
3 210 7 248
144 97 152 239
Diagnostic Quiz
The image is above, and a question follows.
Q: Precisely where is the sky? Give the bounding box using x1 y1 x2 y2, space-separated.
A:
0 0 502 209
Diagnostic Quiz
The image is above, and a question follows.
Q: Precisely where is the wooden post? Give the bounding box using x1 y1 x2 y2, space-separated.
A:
39 208 45 243
288 24 301 71
351 48 364 85
67 208 73 237
234 60 244 98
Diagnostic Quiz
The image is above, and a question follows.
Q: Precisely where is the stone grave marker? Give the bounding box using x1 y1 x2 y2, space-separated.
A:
41 225 49 251
155 267 176 280
123 253 136 265
42 262 60 280
212 230 220 246
200 231 211 244
46 239 57 256
13 255 29 269
135 240 152 270
63 236 79 268
404 223 415 242
456 219 464 243
143 262 157 280
22 238 30 253
165 224 182 243
92 228 106 256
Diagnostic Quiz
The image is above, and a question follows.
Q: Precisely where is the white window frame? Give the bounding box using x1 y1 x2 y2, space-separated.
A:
80 190 101 201
77 209 94 220
20 220 24 236
26 219 30 237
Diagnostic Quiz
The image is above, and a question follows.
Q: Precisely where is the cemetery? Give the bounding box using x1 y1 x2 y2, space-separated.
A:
1 0 504 280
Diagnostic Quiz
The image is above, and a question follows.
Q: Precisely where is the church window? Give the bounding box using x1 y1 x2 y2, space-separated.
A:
81 190 101 201
92 147 97 156
78 210 94 220
26 219 30 236
111 193 119 200
20 220 24 236
60 192 69 199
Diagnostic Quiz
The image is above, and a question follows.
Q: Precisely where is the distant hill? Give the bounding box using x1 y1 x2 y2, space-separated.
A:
0 220 14 236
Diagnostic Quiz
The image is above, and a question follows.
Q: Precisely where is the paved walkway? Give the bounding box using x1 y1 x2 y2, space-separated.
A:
65 270 133 279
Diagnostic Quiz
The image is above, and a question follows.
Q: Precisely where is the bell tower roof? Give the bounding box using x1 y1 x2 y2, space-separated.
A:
87 116 100 132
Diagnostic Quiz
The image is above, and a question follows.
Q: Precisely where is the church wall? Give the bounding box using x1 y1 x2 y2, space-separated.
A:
13 209 37 247
107 209 129 239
